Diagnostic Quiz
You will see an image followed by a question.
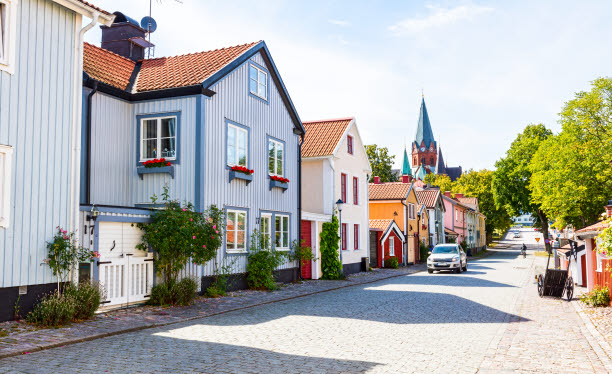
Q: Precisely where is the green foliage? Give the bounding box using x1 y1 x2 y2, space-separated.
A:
27 291 76 327
320 214 344 280
424 173 453 193
137 186 225 284
365 144 398 182
384 257 399 269
597 218 612 257
287 239 315 279
246 231 287 290
452 169 512 238
148 278 199 306
530 78 612 228
204 259 236 298
45 227 96 290
580 286 610 307
460 239 468 251
63 282 102 320
419 242 430 264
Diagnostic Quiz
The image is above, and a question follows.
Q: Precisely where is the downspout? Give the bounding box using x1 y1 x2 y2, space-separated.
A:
401 198 408 266
85 81 98 205
297 134 304 280
69 12 99 283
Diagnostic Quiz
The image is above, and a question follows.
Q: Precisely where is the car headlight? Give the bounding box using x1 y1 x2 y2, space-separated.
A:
427 256 432 262
451 256 459 262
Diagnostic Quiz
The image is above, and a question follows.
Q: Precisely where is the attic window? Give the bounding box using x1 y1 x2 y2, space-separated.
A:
347 135 353 154
249 63 268 101
0 0 17 74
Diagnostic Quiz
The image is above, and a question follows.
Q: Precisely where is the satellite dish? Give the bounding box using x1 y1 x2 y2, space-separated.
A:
141 16 157 33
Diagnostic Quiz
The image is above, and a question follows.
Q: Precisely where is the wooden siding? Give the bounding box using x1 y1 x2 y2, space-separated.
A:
202 52 299 275
0 0 76 288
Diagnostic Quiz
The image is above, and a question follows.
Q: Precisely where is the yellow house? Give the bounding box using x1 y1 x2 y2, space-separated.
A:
369 177 427 265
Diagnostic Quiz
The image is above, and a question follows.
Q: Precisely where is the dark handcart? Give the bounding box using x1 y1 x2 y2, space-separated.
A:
536 243 574 301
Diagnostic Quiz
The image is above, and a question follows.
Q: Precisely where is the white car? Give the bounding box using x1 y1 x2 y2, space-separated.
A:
427 244 468 274
513 231 521 238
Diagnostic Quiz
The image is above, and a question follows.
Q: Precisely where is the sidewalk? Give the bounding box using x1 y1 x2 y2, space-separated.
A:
0 264 425 360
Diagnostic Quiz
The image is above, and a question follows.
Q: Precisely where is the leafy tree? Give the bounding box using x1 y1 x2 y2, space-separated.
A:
530 78 612 228
453 169 512 242
492 124 553 251
365 144 398 182
423 173 453 193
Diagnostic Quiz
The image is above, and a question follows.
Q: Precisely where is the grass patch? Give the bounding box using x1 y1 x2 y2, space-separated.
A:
0 329 7 338
471 249 490 258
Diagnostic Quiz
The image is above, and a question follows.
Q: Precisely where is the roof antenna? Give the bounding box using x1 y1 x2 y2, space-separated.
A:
143 0 184 58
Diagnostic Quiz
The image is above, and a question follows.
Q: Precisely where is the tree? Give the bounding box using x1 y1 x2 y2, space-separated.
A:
492 124 553 251
423 173 453 193
530 78 612 228
452 169 512 242
365 144 398 182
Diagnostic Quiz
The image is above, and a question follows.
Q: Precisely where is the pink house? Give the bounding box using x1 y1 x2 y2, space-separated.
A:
442 192 469 244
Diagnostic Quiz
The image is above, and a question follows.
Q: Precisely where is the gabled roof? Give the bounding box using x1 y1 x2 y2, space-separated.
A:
369 219 405 242
52 1 114 25
415 189 441 209
74 0 111 15
445 166 463 182
576 220 609 234
369 182 412 201
369 219 395 231
414 97 436 149
84 43 136 90
445 227 459 236
457 197 478 211
301 118 352 158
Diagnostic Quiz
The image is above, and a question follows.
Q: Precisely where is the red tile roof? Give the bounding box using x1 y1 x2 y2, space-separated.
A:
82 41 259 93
136 42 259 92
457 197 478 210
84 43 135 90
415 189 440 209
75 0 111 15
301 118 353 158
369 219 394 231
576 221 609 234
445 228 459 236
369 182 412 200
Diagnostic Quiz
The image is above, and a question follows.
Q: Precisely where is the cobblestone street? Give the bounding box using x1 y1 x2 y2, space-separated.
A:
2 242 611 373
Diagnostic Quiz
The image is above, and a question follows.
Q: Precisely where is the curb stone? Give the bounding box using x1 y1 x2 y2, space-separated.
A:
572 296 612 371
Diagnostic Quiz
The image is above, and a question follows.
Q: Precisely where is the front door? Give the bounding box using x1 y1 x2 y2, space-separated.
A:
369 231 378 267
300 220 312 279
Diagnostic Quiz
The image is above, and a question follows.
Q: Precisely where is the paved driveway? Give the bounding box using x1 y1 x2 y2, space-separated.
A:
1 235 610 373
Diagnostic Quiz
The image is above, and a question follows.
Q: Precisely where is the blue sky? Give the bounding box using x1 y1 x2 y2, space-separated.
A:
85 0 612 170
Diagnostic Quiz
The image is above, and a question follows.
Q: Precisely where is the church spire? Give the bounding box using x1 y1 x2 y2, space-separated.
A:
401 146 411 176
414 97 436 149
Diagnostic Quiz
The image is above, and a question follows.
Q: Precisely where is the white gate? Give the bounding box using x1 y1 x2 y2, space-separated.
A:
99 253 154 306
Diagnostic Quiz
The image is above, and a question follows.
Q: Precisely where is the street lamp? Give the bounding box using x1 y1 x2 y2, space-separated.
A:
336 199 344 272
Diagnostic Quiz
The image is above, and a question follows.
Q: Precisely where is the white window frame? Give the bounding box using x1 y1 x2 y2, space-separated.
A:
249 64 268 100
260 213 272 249
227 123 248 167
408 203 415 220
226 210 247 253
596 250 603 273
389 237 395 256
275 214 290 251
139 116 177 162
0 144 13 228
268 139 284 177
0 0 17 74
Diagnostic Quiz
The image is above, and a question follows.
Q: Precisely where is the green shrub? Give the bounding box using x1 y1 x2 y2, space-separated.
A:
580 286 610 307
204 284 226 298
149 278 198 306
246 231 286 290
63 282 102 320
384 257 399 269
320 214 344 280
419 242 429 263
26 291 76 327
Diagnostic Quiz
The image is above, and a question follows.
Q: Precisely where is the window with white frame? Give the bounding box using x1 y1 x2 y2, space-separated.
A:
596 248 603 272
227 122 248 167
249 64 268 100
260 213 272 249
0 0 17 74
268 139 284 176
0 144 13 228
408 203 415 220
389 237 395 256
140 116 177 162
275 215 289 250
226 210 247 253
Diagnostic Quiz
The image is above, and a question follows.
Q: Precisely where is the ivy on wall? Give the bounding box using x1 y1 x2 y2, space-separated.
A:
320 214 344 280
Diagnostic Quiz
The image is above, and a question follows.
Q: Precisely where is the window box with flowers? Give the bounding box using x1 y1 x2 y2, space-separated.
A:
137 158 175 180
269 175 289 192
229 165 254 185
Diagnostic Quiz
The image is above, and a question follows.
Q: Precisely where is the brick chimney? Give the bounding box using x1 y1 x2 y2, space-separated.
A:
101 12 153 61
444 191 452 198
402 175 412 183
454 193 464 199
373 176 381 184
606 199 612 218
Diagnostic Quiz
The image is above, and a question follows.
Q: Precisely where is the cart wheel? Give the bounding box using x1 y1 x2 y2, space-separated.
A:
537 274 544 297
565 277 574 301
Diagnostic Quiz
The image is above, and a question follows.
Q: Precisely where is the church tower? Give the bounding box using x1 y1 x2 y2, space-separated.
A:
411 97 437 175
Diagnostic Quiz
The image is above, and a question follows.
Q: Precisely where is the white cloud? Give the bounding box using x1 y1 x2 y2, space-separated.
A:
388 4 493 35
329 19 351 27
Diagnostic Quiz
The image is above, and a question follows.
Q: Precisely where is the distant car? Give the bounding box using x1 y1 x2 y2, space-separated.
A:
513 231 521 238
427 244 467 274
534 228 540 232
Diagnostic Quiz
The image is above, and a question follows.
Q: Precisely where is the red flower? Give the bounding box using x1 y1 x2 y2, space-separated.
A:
270 175 289 183
231 165 253 175
167 162 171 166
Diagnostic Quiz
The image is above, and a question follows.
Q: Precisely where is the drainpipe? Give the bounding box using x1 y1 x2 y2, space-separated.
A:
85 81 98 205
69 12 99 284
297 134 304 280
401 198 408 266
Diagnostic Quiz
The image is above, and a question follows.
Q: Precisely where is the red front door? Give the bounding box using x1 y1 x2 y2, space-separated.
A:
581 255 587 285
300 220 312 279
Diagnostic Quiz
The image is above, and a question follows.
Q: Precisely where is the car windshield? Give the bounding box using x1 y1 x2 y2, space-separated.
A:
432 245 458 254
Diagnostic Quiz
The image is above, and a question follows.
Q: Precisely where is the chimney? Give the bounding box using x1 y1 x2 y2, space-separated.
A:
454 193 464 199
402 175 412 183
444 191 452 198
606 199 612 218
373 176 381 184
101 12 153 61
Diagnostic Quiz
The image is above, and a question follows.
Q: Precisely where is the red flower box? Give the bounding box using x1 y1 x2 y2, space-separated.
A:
270 175 289 184
231 165 254 175
143 158 170 168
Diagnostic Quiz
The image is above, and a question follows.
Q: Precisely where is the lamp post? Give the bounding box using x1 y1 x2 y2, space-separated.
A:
336 199 344 272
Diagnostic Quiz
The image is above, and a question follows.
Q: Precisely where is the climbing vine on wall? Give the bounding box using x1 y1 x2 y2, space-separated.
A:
320 214 344 280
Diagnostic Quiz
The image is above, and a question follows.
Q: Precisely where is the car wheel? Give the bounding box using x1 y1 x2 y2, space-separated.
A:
428 269 433 274
456 266 461 274
463 262 468 272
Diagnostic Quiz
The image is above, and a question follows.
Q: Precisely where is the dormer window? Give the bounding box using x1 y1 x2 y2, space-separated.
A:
347 135 353 154
249 63 268 101
0 0 17 74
